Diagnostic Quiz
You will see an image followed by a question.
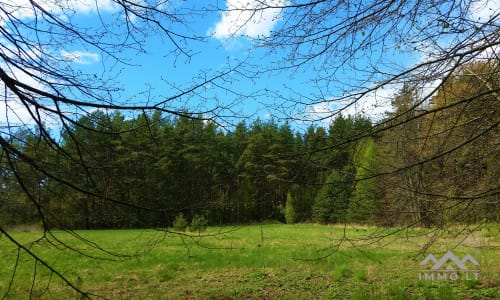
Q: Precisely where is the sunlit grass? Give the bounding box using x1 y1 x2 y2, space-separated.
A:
0 223 498 299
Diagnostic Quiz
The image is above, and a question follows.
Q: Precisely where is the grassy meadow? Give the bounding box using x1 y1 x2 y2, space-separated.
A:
0 223 499 299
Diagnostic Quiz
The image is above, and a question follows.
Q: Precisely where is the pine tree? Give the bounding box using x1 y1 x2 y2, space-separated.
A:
347 138 377 224
312 167 354 224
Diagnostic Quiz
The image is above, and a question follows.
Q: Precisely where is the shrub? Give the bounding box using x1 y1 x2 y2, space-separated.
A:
172 213 188 231
189 214 208 232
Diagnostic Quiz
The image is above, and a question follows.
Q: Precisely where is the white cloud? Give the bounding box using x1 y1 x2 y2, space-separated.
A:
0 62 59 128
0 0 118 21
68 0 118 15
304 87 396 125
342 89 395 121
470 0 500 21
0 1 123 129
209 0 288 40
303 102 334 122
60 50 99 64
0 97 40 127
0 44 72 128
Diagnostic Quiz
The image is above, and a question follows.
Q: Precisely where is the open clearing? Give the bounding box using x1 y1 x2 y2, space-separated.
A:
0 224 499 299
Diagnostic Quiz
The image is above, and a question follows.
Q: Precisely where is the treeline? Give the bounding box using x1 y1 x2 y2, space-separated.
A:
1 62 498 229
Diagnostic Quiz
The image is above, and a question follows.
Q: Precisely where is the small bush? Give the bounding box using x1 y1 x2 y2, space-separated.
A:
332 265 352 280
437 285 456 300
172 213 188 231
190 214 208 232
354 269 367 282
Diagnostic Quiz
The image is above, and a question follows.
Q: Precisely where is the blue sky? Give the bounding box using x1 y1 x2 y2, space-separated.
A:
1 0 499 131
64 0 395 124
49 0 299 124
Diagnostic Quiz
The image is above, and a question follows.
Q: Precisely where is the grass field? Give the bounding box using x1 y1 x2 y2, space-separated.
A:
0 223 499 299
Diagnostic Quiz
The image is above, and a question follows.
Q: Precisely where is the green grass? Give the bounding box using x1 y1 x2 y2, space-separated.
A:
0 223 499 299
